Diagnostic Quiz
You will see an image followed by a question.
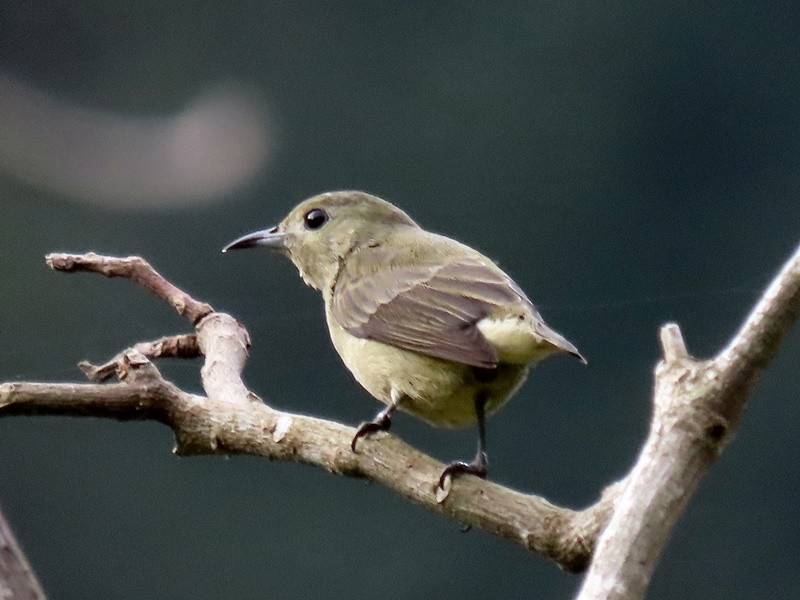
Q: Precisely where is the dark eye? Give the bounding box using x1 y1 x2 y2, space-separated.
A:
304 208 329 230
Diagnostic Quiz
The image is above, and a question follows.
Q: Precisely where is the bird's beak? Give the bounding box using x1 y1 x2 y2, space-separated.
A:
222 226 287 253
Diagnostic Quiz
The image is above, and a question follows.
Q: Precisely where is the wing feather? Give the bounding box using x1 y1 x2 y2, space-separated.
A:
331 246 530 367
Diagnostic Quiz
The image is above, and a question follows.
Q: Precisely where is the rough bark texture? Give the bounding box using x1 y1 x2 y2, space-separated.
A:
1 247 798 598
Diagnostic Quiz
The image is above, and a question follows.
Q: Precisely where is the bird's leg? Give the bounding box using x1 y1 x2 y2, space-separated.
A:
351 388 404 452
437 391 489 490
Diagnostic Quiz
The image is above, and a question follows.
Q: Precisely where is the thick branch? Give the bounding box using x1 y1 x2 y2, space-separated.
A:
0 381 172 421
577 242 800 600
0 364 608 572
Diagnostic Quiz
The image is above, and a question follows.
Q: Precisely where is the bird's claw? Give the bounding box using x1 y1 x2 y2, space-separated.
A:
350 414 391 452
436 458 488 491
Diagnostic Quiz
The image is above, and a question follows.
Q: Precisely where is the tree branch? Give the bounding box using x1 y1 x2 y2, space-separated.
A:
0 505 47 600
1 246 798 597
46 253 213 323
2 253 610 572
576 242 800 600
80 334 200 382
0 345 608 572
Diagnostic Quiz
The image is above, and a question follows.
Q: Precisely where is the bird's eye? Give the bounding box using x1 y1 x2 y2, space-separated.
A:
304 208 329 230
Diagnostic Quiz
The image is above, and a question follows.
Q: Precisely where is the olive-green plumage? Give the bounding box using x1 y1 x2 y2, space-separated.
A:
224 191 583 481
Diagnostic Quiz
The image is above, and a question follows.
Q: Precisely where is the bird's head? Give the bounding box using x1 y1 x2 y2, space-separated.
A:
223 191 418 290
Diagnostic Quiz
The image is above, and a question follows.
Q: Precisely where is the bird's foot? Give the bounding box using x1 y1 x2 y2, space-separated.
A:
350 413 392 452
437 451 488 492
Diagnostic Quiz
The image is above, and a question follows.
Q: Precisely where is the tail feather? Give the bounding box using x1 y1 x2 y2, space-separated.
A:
535 321 587 364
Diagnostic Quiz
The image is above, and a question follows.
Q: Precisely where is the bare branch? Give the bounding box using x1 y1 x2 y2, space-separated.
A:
2 246 799 595
6 253 610 570
46 253 213 323
577 242 800 600
0 505 47 600
0 365 607 572
196 313 252 407
80 334 201 382
715 243 800 418
659 323 688 362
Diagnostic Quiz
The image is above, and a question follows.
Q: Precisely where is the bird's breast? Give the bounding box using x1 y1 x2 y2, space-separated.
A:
325 307 529 428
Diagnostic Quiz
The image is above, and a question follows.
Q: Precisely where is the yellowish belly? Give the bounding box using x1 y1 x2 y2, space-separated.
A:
327 316 530 428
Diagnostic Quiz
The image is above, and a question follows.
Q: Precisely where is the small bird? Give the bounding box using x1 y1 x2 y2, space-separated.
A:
223 191 584 488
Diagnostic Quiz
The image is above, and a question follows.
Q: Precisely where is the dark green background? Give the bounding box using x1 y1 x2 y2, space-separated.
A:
1 2 799 598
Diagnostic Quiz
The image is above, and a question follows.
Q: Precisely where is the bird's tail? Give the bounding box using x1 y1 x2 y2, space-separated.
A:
535 321 587 364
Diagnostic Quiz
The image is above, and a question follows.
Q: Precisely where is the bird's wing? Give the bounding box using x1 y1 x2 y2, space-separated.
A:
331 246 529 368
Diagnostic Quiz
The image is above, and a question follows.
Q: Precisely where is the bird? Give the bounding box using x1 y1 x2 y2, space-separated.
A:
223 191 584 489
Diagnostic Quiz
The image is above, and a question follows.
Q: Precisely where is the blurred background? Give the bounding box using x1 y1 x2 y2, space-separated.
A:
1 2 799 598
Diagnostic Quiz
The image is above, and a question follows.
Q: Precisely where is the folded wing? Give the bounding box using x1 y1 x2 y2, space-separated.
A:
331 247 530 368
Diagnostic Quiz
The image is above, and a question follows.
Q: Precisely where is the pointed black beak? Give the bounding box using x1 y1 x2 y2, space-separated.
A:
222 226 286 253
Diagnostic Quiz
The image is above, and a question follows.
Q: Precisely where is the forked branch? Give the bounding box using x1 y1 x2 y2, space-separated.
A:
1 245 798 599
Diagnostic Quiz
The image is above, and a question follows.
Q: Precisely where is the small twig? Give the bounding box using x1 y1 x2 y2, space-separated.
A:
659 323 688 363
46 253 213 323
80 334 201 382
